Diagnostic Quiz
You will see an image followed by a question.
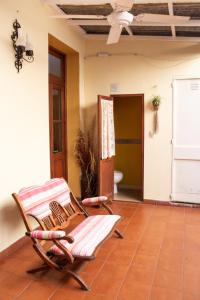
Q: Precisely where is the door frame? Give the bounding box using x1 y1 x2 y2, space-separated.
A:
111 93 144 200
49 46 68 180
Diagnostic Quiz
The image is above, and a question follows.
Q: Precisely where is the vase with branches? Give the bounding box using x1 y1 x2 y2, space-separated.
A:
74 129 97 199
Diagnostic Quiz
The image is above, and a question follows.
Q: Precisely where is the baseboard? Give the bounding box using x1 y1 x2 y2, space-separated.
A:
0 235 29 262
143 199 171 206
144 199 200 208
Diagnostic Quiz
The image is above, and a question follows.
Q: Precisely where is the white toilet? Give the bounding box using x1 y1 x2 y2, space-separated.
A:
114 170 123 194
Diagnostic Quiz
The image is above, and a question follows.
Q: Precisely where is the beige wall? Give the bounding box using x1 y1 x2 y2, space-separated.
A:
2 0 200 252
84 38 200 202
0 0 85 251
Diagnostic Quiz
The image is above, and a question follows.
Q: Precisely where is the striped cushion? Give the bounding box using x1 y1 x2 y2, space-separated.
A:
30 230 65 240
18 178 71 219
82 196 108 206
49 215 121 258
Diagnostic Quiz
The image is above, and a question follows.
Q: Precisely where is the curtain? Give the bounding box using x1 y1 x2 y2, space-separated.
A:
101 99 115 159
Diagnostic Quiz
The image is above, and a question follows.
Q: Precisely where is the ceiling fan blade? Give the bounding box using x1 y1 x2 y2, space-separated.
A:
107 24 122 44
51 14 105 19
125 26 133 35
111 0 133 11
135 13 190 24
44 0 109 4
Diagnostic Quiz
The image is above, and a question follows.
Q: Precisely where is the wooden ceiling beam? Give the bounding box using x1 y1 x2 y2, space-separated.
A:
134 0 200 3
168 1 176 37
86 33 200 42
43 0 200 4
42 1 86 34
69 19 200 26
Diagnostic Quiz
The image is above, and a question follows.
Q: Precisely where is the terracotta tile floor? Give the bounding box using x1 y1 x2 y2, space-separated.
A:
1 202 200 299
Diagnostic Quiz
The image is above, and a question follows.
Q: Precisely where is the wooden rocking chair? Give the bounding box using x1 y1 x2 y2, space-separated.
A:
12 178 123 291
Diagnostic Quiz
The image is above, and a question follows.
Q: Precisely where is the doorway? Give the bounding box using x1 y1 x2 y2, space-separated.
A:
113 94 144 202
48 48 67 179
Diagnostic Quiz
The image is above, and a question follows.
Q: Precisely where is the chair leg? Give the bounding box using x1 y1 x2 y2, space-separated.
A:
67 270 90 291
115 229 124 239
27 265 50 274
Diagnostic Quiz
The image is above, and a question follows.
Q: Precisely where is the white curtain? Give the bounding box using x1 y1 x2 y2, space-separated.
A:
101 99 115 159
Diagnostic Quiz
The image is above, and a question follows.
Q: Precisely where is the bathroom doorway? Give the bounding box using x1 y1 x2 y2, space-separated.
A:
113 94 144 202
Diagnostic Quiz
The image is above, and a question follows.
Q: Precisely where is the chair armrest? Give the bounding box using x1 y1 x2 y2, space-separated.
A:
26 230 74 243
82 196 108 206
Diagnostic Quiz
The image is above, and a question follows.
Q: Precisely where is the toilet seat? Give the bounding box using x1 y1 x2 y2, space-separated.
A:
114 170 123 193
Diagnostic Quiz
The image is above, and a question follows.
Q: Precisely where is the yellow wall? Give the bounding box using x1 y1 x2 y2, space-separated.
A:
84 39 200 202
114 97 142 188
0 0 85 251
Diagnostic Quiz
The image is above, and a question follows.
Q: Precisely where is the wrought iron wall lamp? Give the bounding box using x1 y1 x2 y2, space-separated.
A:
11 19 34 73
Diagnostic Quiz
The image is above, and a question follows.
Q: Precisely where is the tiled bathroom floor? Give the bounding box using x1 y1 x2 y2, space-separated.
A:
114 188 141 202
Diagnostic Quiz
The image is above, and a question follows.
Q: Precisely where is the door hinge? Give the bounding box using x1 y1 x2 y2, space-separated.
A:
171 139 174 145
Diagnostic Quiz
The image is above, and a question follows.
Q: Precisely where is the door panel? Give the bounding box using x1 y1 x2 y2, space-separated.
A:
49 84 66 179
54 158 65 178
98 95 114 200
172 78 200 203
99 159 114 199
49 49 67 180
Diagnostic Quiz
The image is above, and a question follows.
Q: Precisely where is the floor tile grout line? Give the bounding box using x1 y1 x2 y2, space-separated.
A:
48 204 140 299
0 268 35 299
0 205 191 299
145 206 171 300
4 203 191 300
115 204 157 300
84 204 141 298
148 205 185 300
98 203 141 300
48 255 108 300
47 272 74 300
181 207 186 300
14 278 33 299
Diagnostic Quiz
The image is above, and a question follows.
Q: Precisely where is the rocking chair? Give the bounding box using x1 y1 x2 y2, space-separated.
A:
12 178 123 291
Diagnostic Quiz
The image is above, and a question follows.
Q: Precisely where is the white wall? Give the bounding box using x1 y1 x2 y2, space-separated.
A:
0 0 85 251
84 38 200 202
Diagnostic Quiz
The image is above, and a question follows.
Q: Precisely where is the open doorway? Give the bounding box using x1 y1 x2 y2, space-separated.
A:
113 94 144 202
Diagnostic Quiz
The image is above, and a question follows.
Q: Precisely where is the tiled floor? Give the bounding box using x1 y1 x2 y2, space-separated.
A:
1 202 200 299
114 188 142 202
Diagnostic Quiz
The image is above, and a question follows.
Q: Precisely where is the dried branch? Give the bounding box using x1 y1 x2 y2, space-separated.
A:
75 129 97 198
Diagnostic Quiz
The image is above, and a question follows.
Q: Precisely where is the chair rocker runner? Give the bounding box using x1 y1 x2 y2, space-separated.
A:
12 178 123 291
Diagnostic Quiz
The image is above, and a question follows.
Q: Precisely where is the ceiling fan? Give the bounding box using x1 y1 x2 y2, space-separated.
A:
47 0 191 44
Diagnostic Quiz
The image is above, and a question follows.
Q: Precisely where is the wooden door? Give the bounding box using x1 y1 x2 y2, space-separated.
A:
98 95 114 200
49 49 67 179
172 78 200 203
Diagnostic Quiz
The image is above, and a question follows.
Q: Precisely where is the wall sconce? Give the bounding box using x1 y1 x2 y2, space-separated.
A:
11 19 34 73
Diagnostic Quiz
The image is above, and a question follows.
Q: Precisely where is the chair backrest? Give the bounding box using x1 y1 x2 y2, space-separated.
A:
18 178 71 219
13 178 74 232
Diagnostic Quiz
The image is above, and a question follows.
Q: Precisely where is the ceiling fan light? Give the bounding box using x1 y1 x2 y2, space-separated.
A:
108 11 134 26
